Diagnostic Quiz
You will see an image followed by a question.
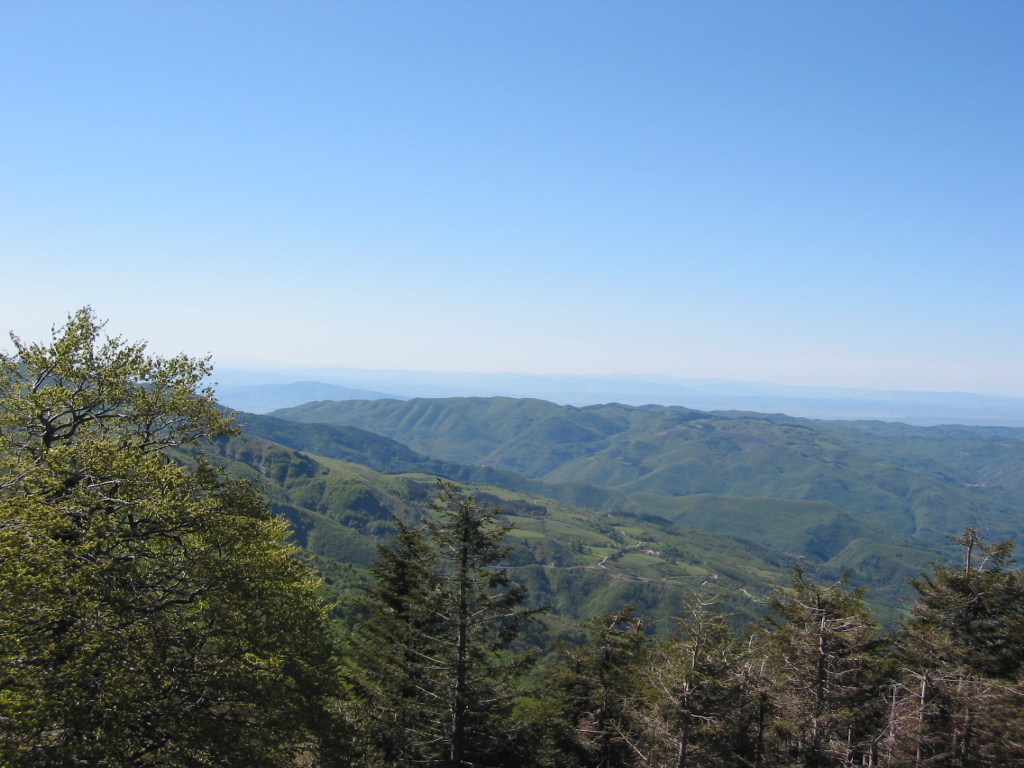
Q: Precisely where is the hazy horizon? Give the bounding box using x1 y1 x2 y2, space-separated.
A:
212 365 1024 428
214 362 1024 400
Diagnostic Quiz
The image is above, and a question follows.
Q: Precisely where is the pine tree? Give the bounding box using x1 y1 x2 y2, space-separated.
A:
544 607 649 768
347 480 540 768
345 521 444 765
904 527 1024 680
746 568 885 768
881 528 1024 767
627 598 743 768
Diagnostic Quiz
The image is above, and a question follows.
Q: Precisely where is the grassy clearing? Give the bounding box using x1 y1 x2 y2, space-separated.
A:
619 552 665 565
506 528 546 539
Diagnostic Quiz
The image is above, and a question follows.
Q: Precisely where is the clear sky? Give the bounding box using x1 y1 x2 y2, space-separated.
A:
2 1 1022 395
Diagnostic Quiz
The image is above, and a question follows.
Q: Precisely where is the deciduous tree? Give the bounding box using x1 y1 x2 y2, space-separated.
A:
0 309 342 767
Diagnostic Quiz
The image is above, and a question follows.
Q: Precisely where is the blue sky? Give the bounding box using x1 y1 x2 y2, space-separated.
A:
2 1 1022 395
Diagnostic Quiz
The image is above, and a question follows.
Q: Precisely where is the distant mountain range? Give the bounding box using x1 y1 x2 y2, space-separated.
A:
216 381 405 413
213 368 1024 426
203 394 1024 629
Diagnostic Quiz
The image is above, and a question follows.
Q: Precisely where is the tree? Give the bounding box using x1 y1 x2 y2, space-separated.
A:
880 528 1024 767
745 569 885 768
903 527 1024 680
626 598 743 768
544 607 649 768
0 309 342 767
346 480 540 767
344 520 445 766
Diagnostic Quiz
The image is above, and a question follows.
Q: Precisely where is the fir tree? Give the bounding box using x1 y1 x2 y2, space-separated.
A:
545 607 649 768
345 521 444 766
347 480 540 768
746 568 885 768
882 528 1024 767
904 527 1024 680
627 598 743 768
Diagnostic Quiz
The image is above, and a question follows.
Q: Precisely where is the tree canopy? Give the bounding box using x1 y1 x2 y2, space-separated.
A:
0 308 342 767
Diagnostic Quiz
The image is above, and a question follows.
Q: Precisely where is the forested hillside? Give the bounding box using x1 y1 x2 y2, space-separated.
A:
203 431 819 630
7 313 1024 767
269 397 1024 546
224 411 954 621
260 396 1024 615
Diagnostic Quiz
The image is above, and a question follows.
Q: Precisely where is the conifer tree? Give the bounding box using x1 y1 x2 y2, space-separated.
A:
545 607 649 768
627 598 743 768
345 521 444 766
746 569 885 768
881 528 1024 767
347 480 540 768
904 527 1024 680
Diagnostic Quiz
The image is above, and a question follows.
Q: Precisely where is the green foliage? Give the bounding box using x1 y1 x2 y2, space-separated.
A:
745 570 886 767
541 608 650 768
269 396 1024 551
903 527 1024 679
0 309 342 767
346 480 541 767
627 598 746 767
344 520 444 765
881 528 1024 767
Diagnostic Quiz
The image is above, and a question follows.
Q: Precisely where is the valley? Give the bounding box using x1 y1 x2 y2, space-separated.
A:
207 396 1024 630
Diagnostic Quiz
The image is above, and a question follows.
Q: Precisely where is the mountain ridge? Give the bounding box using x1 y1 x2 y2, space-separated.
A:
217 381 405 413
214 367 1024 425
267 396 1024 547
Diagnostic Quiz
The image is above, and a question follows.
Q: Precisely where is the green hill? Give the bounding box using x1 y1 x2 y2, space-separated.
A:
234 411 940 572
197 412 975 625
783 418 1024 497
217 396 1024 627
200 432 918 630
268 397 1024 546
